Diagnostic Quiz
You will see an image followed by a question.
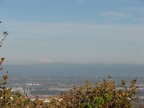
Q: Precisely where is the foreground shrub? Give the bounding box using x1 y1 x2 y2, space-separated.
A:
1 74 144 108
48 76 141 108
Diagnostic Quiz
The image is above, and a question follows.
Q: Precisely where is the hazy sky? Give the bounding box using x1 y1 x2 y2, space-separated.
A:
0 0 144 65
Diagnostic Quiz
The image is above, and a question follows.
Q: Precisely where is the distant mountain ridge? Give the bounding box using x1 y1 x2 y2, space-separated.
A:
1 63 144 77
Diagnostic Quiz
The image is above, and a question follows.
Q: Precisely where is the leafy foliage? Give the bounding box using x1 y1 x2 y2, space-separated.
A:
1 75 144 108
0 31 8 47
47 77 142 108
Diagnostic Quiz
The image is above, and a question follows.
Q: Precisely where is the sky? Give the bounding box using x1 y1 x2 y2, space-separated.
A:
0 0 144 65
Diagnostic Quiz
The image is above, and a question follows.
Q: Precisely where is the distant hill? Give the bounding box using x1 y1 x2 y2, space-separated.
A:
1 63 144 77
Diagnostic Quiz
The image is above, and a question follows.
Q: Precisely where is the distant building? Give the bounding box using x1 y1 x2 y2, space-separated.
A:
11 86 31 96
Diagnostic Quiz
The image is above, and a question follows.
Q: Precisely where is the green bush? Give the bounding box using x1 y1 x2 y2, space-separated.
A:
47 76 141 108
0 73 144 107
